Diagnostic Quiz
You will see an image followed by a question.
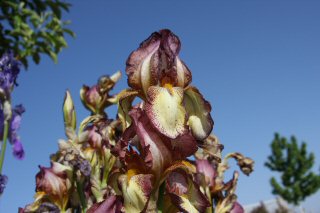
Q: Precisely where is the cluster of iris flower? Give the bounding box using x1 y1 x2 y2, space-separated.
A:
0 52 25 196
20 30 253 213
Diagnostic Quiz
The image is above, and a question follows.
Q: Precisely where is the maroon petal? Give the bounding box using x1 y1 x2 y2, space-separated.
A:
196 159 216 187
230 202 245 213
157 29 192 87
129 107 172 181
36 163 68 197
166 169 210 213
171 133 198 160
80 85 102 114
126 32 161 94
126 29 192 95
87 195 123 213
111 122 136 162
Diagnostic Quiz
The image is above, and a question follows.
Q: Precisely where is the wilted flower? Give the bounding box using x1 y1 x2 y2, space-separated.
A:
224 152 254 176
69 154 91 177
80 71 121 115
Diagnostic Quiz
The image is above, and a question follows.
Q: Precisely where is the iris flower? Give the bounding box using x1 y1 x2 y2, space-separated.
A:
21 29 254 213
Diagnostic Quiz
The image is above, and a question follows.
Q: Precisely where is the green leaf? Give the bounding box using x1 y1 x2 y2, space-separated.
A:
48 51 57 63
0 0 74 68
63 28 75 38
32 52 40 64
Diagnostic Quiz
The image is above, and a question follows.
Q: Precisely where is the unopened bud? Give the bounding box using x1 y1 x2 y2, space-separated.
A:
3 100 12 121
63 90 76 131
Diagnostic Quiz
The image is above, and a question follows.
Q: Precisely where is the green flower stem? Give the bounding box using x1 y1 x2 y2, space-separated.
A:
157 182 165 213
76 180 87 212
205 187 213 213
0 121 9 174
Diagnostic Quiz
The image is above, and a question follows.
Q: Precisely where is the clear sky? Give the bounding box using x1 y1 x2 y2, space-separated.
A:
1 0 320 212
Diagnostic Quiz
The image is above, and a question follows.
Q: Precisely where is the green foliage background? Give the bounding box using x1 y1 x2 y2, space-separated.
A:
0 0 75 68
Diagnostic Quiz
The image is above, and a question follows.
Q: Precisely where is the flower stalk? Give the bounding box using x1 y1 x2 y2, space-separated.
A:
0 121 9 174
0 52 25 196
76 180 87 212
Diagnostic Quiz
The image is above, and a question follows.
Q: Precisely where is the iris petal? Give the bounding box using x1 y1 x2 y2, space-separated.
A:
146 86 187 139
118 173 154 213
116 89 139 129
126 32 160 94
166 170 210 213
184 86 213 140
129 108 172 181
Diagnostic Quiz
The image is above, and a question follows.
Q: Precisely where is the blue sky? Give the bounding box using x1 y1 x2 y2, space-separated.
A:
1 0 320 212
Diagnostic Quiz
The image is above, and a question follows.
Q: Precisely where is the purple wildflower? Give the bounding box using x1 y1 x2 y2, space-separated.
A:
8 104 25 160
0 104 26 159
0 52 20 95
10 104 24 133
13 140 25 160
0 174 8 195
0 53 25 160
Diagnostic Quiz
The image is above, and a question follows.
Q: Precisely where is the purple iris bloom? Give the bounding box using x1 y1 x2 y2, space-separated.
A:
0 52 25 160
0 52 20 94
13 140 25 160
8 105 25 160
0 174 8 195
0 104 25 160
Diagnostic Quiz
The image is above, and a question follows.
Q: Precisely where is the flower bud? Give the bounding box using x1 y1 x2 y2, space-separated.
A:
80 85 104 114
3 100 12 121
63 90 76 131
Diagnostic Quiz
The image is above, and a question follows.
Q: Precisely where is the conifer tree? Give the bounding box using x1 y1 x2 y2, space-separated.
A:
265 133 320 205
